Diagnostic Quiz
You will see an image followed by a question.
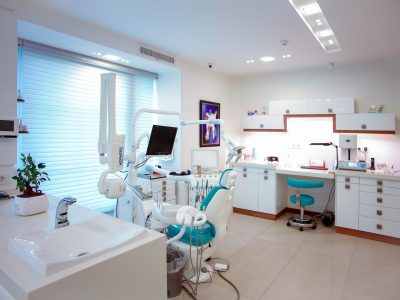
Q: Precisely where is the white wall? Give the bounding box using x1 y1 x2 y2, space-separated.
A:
0 2 18 189
238 58 400 168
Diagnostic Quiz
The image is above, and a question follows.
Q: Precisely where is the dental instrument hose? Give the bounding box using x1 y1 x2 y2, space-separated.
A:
216 270 240 300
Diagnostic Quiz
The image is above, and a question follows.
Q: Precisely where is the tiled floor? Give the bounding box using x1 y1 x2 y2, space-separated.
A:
171 213 400 300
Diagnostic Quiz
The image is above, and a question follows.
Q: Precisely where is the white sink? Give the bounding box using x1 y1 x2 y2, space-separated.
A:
152 203 182 225
8 215 147 276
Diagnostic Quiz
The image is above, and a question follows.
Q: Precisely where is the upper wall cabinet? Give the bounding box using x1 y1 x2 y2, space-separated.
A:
335 113 395 134
308 98 355 114
269 100 308 115
243 115 285 131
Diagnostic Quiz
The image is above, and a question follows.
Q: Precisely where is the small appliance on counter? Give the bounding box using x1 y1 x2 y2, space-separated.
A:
338 161 368 172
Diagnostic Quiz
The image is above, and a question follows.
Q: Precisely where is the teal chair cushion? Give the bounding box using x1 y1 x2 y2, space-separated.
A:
167 222 214 246
287 177 324 189
289 194 315 206
199 186 225 211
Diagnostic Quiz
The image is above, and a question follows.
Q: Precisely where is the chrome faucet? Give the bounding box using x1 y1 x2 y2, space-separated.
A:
55 197 77 229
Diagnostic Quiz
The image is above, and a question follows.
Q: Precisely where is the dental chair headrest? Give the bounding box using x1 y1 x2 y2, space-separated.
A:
219 168 237 189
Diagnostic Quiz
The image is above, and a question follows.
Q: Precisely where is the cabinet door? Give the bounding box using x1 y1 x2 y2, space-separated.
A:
308 98 354 114
233 171 259 211
336 113 395 132
335 181 359 229
258 170 277 214
242 115 284 130
269 100 308 115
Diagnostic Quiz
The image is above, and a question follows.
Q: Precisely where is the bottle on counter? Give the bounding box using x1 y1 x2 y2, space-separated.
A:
252 147 257 160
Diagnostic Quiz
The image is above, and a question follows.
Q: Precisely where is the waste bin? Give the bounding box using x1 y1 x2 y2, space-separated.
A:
166 247 187 298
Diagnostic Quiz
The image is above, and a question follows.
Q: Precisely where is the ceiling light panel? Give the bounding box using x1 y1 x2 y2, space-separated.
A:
288 0 342 53
260 56 276 62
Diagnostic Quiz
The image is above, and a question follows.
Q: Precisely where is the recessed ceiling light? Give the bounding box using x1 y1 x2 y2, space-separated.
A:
288 0 342 53
246 59 255 64
301 3 321 16
97 52 102 56
102 54 121 61
282 54 291 59
318 29 333 37
260 56 276 62
328 39 334 45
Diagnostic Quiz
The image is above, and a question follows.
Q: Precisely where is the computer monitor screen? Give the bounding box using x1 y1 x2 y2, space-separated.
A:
145 125 178 156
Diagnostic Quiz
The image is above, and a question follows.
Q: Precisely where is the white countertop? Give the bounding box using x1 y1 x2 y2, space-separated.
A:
0 195 163 298
231 161 400 181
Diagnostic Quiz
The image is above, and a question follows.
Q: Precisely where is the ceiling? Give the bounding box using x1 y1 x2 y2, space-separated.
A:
26 0 400 76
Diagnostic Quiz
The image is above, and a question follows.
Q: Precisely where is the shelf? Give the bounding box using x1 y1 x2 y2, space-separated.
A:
19 131 29 134
17 98 25 103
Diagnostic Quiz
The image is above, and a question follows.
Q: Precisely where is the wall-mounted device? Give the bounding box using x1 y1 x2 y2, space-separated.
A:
338 161 368 172
0 118 19 138
339 134 357 161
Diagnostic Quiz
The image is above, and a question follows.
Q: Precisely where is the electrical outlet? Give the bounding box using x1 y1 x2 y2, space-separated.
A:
0 174 10 185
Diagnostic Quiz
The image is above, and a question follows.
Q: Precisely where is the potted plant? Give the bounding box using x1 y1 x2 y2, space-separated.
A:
12 153 50 216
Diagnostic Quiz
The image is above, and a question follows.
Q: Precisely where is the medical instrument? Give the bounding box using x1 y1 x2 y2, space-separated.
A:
338 161 368 171
266 156 279 162
339 134 358 161
309 142 339 169
370 157 375 170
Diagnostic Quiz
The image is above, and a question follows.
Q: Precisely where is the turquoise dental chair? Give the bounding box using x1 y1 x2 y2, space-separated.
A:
286 177 323 231
166 169 237 282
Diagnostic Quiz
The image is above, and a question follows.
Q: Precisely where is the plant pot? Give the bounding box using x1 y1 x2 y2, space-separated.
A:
13 194 49 216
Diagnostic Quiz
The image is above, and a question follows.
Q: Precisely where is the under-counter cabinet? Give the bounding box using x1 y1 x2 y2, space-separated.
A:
335 176 360 230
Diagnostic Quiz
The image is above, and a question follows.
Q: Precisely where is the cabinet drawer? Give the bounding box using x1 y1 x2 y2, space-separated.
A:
359 204 400 222
360 178 400 189
232 166 258 174
152 185 175 193
360 192 400 209
359 216 400 238
360 184 400 197
256 168 276 175
336 176 359 184
151 180 166 188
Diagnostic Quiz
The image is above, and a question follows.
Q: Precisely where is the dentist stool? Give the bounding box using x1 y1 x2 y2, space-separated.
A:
286 177 323 231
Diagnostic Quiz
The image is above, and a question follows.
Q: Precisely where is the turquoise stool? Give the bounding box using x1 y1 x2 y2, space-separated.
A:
286 177 324 231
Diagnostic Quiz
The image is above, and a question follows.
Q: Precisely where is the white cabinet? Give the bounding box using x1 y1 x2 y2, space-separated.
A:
151 179 176 203
335 177 359 230
336 113 395 133
233 167 259 211
308 98 354 114
242 115 285 130
258 169 277 214
269 100 308 115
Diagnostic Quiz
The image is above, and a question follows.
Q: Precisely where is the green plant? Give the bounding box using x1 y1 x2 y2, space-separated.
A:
12 154 50 197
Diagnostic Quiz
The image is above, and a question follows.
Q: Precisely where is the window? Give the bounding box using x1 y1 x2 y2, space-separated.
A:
18 43 157 212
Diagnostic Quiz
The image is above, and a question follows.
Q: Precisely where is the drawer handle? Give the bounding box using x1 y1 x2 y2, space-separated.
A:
264 176 268 180
376 224 383 230
162 181 166 186
264 170 268 174
377 180 383 186
345 177 350 183
377 197 383 203
328 108 333 113
361 124 367 129
260 124 264 129
243 167 247 172
243 173 247 178
162 186 167 191
377 187 383 193
377 210 383 216
285 109 290 114
345 184 351 190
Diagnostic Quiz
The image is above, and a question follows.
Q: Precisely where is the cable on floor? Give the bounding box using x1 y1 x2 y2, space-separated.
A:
216 271 240 300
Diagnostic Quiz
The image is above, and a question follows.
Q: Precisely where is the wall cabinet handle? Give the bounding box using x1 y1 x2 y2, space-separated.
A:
376 224 383 230
377 187 383 193
328 108 333 113
345 177 350 183
345 184 351 190
377 210 383 216
377 180 383 186
285 109 290 114
361 124 367 129
377 197 383 203
260 124 264 128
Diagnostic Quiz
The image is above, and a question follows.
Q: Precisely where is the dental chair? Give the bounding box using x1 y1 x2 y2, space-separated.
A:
166 168 237 282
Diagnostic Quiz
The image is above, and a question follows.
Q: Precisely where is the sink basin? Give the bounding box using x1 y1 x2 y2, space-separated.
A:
152 203 182 225
8 215 147 276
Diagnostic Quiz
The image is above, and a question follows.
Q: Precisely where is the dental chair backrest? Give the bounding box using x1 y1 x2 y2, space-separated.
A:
200 168 237 246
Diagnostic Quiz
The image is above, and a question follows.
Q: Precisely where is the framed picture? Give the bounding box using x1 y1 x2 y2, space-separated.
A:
199 100 220 147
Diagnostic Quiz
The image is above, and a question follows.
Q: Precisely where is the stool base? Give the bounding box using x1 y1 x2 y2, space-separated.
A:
287 215 317 231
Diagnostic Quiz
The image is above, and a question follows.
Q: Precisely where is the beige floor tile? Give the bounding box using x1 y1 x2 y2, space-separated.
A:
213 231 253 259
257 220 309 248
180 280 251 300
227 213 275 238
260 248 352 300
213 238 298 299
341 238 400 300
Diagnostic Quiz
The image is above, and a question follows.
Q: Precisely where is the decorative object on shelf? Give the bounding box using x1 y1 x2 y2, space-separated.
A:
247 109 258 116
12 154 50 216
18 119 28 133
368 105 384 113
199 100 220 147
